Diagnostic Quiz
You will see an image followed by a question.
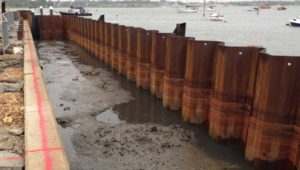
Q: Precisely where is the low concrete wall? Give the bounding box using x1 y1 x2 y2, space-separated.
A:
23 21 69 170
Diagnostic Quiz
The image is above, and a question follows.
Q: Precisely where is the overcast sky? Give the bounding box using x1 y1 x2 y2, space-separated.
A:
46 0 296 2
50 0 296 2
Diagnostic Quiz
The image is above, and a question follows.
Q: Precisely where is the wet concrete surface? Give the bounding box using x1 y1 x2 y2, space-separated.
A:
36 41 253 170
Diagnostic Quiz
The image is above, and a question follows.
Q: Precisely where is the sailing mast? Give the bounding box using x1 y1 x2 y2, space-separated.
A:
203 0 206 17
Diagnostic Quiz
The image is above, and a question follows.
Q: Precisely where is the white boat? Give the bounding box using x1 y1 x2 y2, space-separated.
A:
209 12 224 21
288 17 300 27
246 7 259 12
176 7 198 13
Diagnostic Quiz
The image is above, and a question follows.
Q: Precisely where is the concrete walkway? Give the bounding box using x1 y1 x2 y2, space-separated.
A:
24 21 69 170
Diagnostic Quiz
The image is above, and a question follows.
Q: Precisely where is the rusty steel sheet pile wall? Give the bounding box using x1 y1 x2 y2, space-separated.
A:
245 53 300 170
62 16 68 40
19 10 32 20
85 19 89 51
37 15 64 40
74 17 80 45
163 36 194 110
126 27 140 82
83 19 88 50
111 24 120 69
150 32 169 99
95 21 101 59
19 10 33 30
136 29 158 89
87 19 93 53
93 20 98 57
71 16 76 43
64 16 71 41
182 40 223 124
99 22 105 61
85 19 90 52
118 25 128 75
80 18 84 48
23 13 300 169
91 20 96 56
76 17 79 44
209 45 264 144
104 23 112 65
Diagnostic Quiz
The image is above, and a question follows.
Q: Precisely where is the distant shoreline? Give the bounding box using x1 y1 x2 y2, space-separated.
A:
8 0 300 8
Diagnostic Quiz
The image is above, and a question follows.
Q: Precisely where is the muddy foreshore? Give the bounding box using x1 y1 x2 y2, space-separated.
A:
37 41 252 170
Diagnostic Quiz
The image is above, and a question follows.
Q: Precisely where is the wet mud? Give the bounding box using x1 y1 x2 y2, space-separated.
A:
37 41 252 170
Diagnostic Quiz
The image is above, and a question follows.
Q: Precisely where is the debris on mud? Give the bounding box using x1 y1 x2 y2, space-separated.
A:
80 70 100 76
56 117 73 128
72 123 201 169
72 76 79 81
63 106 71 111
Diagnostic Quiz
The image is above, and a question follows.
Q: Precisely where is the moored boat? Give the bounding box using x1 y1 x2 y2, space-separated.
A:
176 7 198 13
246 7 259 12
205 5 215 11
209 12 224 21
60 6 92 16
260 3 271 9
277 6 287 10
288 17 300 27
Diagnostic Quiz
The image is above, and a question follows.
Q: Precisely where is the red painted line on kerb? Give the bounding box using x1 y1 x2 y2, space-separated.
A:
27 32 52 170
26 147 63 153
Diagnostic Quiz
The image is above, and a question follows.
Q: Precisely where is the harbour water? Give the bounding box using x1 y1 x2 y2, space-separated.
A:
75 6 300 56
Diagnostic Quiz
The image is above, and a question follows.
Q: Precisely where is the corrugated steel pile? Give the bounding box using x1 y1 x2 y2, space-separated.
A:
19 12 300 170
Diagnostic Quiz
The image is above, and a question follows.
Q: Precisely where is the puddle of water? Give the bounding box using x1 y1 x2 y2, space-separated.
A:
96 108 122 125
56 60 72 65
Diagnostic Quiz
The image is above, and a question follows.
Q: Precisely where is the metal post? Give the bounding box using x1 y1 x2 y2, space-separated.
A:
50 6 53 15
40 6 43 16
203 0 206 17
